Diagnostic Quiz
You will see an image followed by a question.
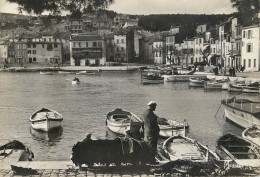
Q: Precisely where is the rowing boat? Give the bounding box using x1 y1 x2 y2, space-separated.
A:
242 126 260 146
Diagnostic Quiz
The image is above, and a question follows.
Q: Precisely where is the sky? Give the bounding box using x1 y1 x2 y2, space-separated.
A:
0 0 236 15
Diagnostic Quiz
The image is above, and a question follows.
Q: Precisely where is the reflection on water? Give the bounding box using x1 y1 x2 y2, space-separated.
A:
30 127 63 142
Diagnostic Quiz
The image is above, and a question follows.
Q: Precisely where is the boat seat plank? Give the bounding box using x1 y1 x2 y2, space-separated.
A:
230 152 259 155
227 145 251 147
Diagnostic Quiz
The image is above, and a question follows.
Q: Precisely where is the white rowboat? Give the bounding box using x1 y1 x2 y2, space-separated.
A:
242 126 260 146
29 108 63 132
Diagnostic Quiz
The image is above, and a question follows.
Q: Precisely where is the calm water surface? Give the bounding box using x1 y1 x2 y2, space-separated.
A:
0 71 258 160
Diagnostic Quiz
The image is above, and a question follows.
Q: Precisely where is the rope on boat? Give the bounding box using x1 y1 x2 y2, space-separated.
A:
215 103 222 119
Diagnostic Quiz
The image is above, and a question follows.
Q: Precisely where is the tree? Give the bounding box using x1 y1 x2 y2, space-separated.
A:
230 0 260 26
7 0 114 18
200 45 210 66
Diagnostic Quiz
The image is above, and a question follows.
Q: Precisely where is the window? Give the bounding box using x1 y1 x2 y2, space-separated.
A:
248 59 251 67
93 42 97 47
33 57 36 61
98 42 102 47
33 44 36 48
44 38 46 42
117 39 119 43
247 43 252 52
54 44 58 48
254 59 256 67
121 47 124 51
49 38 51 42
117 47 119 52
121 39 124 43
28 50 31 54
73 42 75 47
42 44 44 48
78 42 81 47
33 50 36 54
243 31 245 38
86 42 88 47
28 44 31 48
248 30 251 39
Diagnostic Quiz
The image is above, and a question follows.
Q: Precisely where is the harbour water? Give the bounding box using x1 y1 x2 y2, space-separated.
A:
0 71 258 161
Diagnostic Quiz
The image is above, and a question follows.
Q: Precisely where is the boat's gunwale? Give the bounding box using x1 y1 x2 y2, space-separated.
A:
30 108 63 122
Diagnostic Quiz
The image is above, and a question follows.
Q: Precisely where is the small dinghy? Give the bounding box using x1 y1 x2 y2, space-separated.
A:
30 108 63 132
40 71 55 75
162 135 219 163
76 70 98 75
242 125 260 146
216 133 260 168
189 77 209 87
141 72 164 84
106 108 143 135
157 118 189 137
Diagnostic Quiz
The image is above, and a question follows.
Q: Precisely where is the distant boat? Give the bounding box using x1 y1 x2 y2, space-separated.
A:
106 108 143 135
30 108 63 132
221 97 260 128
242 125 260 146
228 83 247 92
157 118 189 137
216 133 260 168
189 77 209 87
204 79 230 90
72 80 80 85
141 73 164 84
40 71 55 75
58 71 73 74
242 82 260 93
162 135 219 163
76 70 100 75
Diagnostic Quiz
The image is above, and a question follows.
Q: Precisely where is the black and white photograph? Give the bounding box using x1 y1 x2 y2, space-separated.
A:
0 0 260 176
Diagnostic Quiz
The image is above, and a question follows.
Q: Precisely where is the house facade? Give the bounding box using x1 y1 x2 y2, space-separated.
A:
241 25 260 72
70 34 106 66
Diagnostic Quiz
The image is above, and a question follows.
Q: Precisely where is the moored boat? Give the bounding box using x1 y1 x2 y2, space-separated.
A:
106 108 143 135
242 125 260 146
189 77 209 87
40 71 55 75
76 70 100 75
241 82 260 93
162 135 219 163
58 71 73 74
157 118 189 137
29 108 63 132
228 83 247 92
221 97 260 128
141 73 164 84
204 79 230 90
216 133 260 168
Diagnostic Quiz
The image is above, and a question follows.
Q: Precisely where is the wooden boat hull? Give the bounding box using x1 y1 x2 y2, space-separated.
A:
228 83 246 92
30 108 63 132
30 119 62 132
40 71 55 75
221 99 260 128
242 86 259 93
142 79 164 84
163 135 219 162
242 126 260 146
158 120 189 137
204 81 222 90
106 108 143 135
216 133 260 168
189 77 205 87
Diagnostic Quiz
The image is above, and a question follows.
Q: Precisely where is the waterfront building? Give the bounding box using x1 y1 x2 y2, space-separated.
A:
113 29 135 63
69 19 83 34
241 24 260 72
165 35 175 65
230 17 242 70
105 33 115 62
193 36 204 63
153 39 166 64
196 24 207 34
182 39 194 66
70 34 106 66
0 42 8 64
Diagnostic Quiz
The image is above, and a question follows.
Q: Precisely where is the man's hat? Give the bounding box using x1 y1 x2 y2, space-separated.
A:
147 101 157 106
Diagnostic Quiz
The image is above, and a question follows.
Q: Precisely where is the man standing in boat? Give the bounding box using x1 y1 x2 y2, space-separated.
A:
142 101 160 162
